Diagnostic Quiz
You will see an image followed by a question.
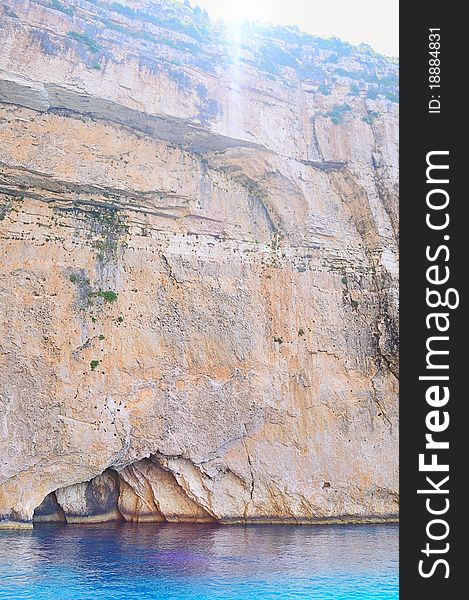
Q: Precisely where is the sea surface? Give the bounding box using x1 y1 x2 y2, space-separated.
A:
0 522 398 599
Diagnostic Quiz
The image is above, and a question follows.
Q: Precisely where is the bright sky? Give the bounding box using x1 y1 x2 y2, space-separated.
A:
191 0 399 57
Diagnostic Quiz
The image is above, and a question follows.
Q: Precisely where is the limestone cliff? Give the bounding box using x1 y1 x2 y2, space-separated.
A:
0 0 398 528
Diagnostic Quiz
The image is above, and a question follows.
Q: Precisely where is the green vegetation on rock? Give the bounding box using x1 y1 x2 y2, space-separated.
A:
67 31 101 54
49 0 75 17
2 3 18 18
325 104 352 125
88 290 118 303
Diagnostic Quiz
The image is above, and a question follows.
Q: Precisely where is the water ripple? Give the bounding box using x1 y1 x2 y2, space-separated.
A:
0 523 398 599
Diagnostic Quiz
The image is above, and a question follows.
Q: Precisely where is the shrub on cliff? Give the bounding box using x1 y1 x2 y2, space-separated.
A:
325 104 352 125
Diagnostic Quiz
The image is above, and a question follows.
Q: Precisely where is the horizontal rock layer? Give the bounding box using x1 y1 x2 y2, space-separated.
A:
0 0 398 528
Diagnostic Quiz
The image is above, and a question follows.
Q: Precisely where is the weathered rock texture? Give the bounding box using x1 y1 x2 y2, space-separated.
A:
0 0 398 528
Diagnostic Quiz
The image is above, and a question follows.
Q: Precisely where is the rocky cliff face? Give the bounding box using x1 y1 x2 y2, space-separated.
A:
0 0 398 528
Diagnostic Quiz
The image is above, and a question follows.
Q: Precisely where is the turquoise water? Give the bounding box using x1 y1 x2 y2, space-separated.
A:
0 523 398 599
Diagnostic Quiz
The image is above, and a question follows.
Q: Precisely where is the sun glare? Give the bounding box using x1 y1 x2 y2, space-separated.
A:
218 0 272 25
192 0 398 57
